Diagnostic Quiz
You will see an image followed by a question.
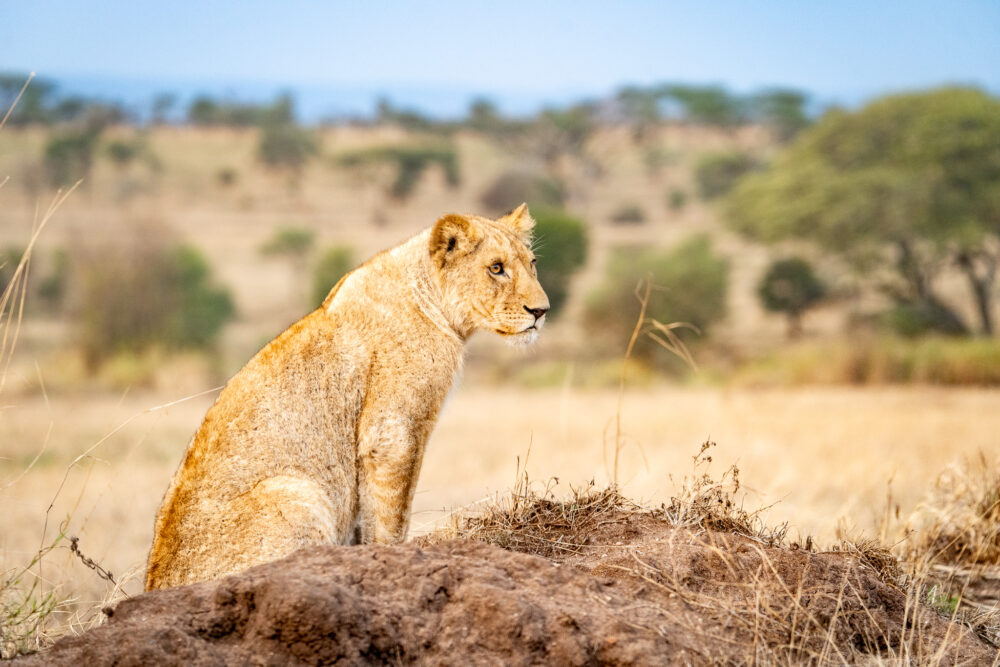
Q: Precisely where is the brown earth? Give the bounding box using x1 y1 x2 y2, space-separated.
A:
18 509 996 666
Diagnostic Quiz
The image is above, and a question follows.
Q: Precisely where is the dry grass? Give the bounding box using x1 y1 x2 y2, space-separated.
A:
1 84 126 658
424 444 999 664
736 336 1000 387
906 453 1000 567
898 454 1000 647
2 119 999 659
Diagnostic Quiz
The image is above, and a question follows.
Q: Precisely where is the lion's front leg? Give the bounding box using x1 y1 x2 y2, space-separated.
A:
356 415 427 544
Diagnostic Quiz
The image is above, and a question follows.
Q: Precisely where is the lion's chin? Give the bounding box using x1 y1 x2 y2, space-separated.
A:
498 328 539 347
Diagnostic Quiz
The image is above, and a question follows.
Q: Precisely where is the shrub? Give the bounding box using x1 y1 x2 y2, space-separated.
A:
77 230 234 368
216 167 238 187
257 122 319 182
667 188 688 211
260 226 315 260
0 246 68 312
531 210 589 316
338 145 460 201
757 257 826 338
0 246 25 297
695 151 760 200
479 171 565 214
585 235 728 363
882 300 969 338
43 129 101 186
313 245 355 306
36 248 68 311
188 94 295 127
105 138 142 168
609 204 646 225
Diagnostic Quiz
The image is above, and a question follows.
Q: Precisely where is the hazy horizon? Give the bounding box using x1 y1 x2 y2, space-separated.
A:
3 1 998 120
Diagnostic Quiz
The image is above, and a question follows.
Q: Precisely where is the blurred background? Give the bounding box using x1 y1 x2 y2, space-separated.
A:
1 0 999 625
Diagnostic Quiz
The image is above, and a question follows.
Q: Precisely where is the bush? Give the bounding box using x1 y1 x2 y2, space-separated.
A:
313 245 355 306
532 210 589 316
667 188 688 211
585 235 728 363
479 171 565 214
0 246 68 312
882 300 969 338
43 129 101 186
105 138 142 168
695 151 760 200
260 227 315 260
757 257 826 338
257 123 319 179
77 231 234 368
188 94 294 127
338 145 460 201
216 167 238 187
0 246 25 297
36 248 68 311
609 204 646 225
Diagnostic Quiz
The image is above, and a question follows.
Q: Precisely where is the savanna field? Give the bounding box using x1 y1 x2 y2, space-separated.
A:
2 91 1000 662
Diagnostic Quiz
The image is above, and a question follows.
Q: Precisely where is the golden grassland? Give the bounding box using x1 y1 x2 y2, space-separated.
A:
3 382 999 634
2 122 999 657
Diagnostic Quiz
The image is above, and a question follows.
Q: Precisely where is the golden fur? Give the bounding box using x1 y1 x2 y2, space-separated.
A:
145 205 549 590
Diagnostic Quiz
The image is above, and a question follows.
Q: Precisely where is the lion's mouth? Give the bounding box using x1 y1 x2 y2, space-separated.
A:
498 324 537 336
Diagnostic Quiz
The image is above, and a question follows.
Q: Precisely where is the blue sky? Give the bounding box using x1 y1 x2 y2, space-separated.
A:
2 1 998 117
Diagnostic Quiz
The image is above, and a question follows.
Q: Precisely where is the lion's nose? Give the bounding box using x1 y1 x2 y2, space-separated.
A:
524 305 549 320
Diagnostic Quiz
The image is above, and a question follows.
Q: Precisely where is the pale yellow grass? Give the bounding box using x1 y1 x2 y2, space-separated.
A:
2 384 996 616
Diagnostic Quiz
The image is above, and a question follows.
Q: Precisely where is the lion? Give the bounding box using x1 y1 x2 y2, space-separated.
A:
145 204 549 590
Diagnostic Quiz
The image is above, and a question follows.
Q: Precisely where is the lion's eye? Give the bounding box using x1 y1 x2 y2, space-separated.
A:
489 262 504 275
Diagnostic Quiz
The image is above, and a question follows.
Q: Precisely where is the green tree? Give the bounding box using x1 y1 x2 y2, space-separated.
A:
187 96 221 125
466 98 505 135
617 86 662 141
585 235 728 363
695 151 760 200
375 97 435 132
338 145 460 201
106 138 142 168
749 88 810 141
312 245 355 306
727 87 1000 335
151 92 176 125
532 103 597 165
757 257 826 338
532 210 589 316
661 84 745 126
0 73 56 125
257 122 319 188
43 128 102 186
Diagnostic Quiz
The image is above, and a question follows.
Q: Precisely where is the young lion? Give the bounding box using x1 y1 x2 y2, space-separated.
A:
145 205 549 590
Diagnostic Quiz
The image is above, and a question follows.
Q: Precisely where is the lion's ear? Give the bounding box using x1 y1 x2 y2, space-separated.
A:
499 203 535 243
430 214 482 266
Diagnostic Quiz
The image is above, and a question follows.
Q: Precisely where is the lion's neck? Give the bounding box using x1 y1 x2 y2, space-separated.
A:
398 232 469 343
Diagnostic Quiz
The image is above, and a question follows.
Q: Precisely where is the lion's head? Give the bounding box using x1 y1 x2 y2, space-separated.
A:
430 204 550 345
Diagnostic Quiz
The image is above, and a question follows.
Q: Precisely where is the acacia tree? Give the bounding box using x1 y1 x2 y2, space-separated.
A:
757 257 826 338
727 87 1000 335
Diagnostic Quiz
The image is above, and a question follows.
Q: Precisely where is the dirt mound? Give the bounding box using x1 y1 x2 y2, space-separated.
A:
19 510 995 665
